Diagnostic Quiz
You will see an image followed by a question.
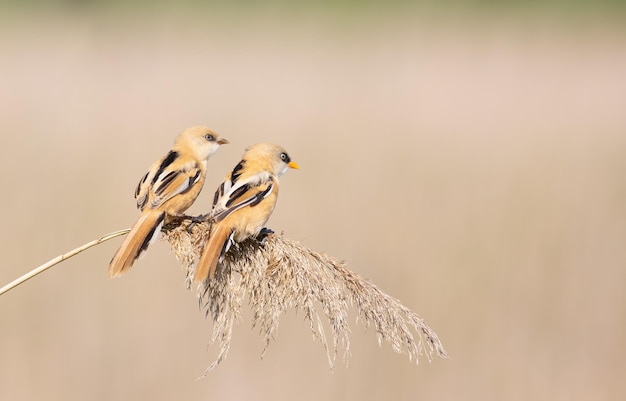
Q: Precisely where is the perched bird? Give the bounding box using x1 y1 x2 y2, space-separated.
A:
109 126 228 278
194 143 299 282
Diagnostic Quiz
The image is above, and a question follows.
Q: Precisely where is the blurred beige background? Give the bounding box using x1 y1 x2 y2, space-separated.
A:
1 2 625 400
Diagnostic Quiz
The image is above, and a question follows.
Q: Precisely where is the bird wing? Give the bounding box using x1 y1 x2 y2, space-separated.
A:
135 169 155 211
211 170 274 223
149 159 202 209
134 149 203 211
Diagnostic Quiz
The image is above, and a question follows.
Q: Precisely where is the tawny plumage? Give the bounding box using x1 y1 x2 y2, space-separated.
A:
109 126 228 278
194 143 299 282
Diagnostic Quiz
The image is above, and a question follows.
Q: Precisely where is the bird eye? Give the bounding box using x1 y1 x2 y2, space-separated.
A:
280 152 288 161
204 134 215 141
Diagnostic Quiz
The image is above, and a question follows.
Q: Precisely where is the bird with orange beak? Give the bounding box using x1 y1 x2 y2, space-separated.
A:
194 143 299 282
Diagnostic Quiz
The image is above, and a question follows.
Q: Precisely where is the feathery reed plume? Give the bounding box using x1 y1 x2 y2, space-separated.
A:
163 220 448 374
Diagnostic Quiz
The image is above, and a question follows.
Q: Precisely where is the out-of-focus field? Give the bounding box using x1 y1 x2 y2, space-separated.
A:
1 5 625 401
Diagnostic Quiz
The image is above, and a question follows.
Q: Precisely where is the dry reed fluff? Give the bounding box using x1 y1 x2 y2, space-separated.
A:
163 220 448 373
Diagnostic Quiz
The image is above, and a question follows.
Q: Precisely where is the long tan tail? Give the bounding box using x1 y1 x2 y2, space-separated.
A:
194 223 232 282
109 210 166 278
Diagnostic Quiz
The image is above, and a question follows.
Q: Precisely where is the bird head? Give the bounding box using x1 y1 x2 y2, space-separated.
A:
243 143 299 177
176 126 229 161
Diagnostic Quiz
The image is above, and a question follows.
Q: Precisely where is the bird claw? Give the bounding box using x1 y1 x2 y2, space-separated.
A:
186 214 209 233
256 227 274 244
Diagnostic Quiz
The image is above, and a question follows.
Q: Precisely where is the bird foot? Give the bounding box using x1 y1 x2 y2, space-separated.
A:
256 227 275 244
186 214 209 233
